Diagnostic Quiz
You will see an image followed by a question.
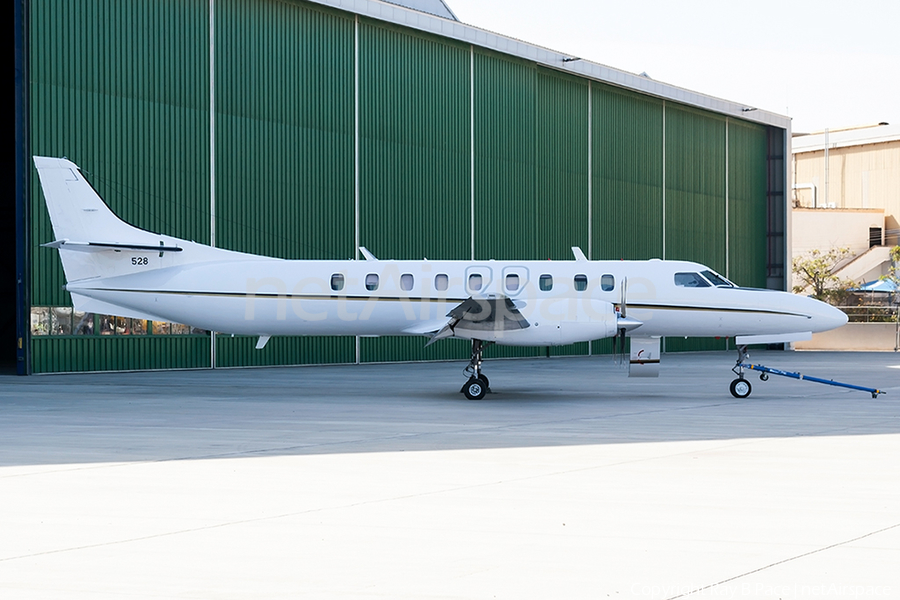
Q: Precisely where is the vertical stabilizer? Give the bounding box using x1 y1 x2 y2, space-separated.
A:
33 156 249 285
33 156 173 283
33 157 151 247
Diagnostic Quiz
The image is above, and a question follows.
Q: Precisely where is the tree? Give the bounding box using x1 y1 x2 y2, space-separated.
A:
792 247 855 305
880 245 900 291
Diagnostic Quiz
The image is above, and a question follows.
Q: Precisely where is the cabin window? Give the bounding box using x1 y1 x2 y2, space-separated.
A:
365 273 379 291
574 274 588 291
434 274 449 291
674 272 710 288
468 273 483 291
505 274 519 292
539 274 553 291
601 274 615 292
331 273 345 291
400 273 414 291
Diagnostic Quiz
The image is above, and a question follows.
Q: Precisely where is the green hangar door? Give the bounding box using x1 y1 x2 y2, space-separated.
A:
1 188 14 373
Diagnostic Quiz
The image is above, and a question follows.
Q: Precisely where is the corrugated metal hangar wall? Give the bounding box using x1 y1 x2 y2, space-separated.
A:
18 0 785 374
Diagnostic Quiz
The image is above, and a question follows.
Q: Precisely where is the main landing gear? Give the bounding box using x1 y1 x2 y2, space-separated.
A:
461 339 491 400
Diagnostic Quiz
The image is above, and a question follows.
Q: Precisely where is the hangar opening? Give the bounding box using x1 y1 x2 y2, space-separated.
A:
14 0 790 374
1 187 15 374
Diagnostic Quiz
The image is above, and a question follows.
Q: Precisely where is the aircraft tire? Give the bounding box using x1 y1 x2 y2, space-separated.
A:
730 378 752 399
463 378 487 400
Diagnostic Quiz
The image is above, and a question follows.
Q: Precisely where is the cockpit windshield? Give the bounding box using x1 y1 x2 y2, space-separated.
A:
674 270 737 288
701 270 736 288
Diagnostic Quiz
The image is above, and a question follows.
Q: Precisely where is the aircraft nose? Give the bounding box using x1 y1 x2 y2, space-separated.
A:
808 299 848 332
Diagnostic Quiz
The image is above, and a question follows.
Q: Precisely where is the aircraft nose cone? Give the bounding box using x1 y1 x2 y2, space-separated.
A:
810 300 848 332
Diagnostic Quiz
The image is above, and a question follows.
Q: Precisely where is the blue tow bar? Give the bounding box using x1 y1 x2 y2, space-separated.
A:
738 363 885 399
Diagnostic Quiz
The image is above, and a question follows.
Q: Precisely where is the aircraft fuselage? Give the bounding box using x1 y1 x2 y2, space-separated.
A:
65 256 847 345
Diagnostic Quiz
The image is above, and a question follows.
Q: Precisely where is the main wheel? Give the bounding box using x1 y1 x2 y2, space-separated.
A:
478 374 490 389
730 378 752 398
463 378 487 400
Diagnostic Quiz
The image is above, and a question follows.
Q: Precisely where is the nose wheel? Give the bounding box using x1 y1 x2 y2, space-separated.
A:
730 377 752 398
461 340 490 400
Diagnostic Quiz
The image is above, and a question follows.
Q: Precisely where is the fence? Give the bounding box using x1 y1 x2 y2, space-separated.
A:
838 305 899 324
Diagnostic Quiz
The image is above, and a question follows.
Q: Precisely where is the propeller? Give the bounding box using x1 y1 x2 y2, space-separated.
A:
615 277 628 365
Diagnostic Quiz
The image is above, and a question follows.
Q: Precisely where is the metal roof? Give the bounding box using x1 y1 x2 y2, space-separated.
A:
308 0 791 130
792 123 900 153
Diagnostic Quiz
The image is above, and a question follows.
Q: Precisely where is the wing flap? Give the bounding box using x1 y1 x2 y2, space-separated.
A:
424 322 455 347
401 319 450 336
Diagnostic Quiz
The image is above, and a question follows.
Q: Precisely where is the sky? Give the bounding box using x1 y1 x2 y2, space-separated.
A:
446 0 899 134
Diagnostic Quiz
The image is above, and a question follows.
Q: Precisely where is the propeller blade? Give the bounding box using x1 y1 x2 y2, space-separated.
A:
612 327 620 363
614 277 630 366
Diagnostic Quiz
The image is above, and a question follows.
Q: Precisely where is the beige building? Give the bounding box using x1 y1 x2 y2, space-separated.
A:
792 123 899 286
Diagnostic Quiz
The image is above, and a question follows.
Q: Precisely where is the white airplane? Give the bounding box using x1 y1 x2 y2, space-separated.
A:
33 156 848 399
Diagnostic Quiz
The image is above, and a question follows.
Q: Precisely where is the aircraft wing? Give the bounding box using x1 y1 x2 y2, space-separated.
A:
425 295 530 346
401 320 453 336
447 296 530 331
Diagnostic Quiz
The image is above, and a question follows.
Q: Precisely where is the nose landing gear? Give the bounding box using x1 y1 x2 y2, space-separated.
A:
730 345 752 398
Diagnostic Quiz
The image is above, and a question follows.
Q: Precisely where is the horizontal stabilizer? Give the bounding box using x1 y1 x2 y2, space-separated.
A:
42 240 183 253
735 332 812 345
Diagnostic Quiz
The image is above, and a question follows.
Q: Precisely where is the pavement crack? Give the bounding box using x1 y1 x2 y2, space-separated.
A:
664 522 900 600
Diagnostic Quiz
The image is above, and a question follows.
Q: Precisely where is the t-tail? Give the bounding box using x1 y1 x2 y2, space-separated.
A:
32 156 266 320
